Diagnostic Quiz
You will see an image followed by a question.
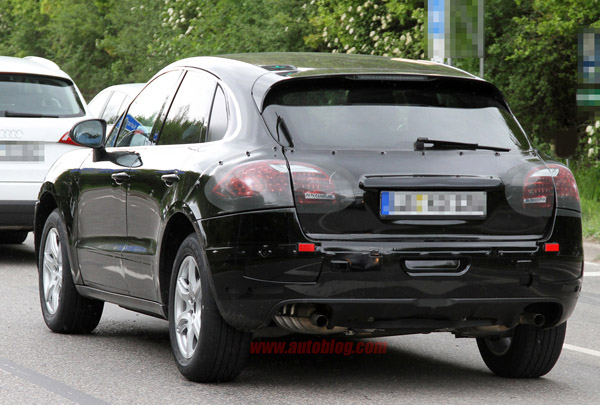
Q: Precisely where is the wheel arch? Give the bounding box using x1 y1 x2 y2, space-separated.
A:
34 189 59 263
158 209 204 311
35 183 82 285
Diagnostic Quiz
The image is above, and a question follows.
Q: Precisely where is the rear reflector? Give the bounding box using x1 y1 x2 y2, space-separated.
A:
298 243 315 252
544 243 560 252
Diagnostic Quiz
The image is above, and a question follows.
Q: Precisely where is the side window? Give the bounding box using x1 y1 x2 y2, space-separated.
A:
158 70 216 145
207 85 229 142
88 90 111 117
114 71 180 148
106 112 124 147
101 91 127 125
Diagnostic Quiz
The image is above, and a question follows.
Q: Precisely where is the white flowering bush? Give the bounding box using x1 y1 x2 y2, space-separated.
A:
583 120 600 162
305 0 425 58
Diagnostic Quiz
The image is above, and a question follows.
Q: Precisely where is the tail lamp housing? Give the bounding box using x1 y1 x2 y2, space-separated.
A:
523 164 580 212
209 159 350 214
211 160 294 211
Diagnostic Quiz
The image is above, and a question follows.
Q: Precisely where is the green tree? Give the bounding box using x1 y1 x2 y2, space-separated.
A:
0 0 49 57
98 0 164 86
484 0 600 142
154 0 314 62
305 0 425 58
39 0 113 99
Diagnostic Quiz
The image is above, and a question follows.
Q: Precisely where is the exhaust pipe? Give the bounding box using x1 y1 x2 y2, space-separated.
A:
310 313 328 328
519 312 545 327
274 304 347 334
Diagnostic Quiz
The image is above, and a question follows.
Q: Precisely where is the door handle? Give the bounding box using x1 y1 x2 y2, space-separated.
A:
111 172 130 185
161 173 180 187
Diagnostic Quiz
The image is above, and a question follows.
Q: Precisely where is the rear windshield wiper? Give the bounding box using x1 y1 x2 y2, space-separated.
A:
414 137 510 152
1 110 59 118
276 114 294 148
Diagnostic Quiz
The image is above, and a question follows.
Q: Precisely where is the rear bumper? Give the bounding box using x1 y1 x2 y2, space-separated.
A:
201 208 583 333
0 200 36 230
0 182 42 201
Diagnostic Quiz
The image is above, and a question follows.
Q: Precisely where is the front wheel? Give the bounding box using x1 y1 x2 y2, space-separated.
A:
169 234 251 382
38 209 104 333
476 322 567 378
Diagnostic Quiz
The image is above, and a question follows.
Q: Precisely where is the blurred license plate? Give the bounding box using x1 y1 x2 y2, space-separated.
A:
380 191 486 218
0 142 44 162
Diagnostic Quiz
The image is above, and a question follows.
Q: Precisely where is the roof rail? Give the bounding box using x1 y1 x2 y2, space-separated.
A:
23 56 61 71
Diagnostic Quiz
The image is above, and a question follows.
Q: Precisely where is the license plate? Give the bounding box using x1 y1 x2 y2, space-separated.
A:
380 191 486 218
0 142 44 162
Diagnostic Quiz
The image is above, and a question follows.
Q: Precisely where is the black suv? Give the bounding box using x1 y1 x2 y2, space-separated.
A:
35 53 582 382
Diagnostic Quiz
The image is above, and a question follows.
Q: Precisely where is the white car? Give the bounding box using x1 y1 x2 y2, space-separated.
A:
0 56 91 244
88 83 144 132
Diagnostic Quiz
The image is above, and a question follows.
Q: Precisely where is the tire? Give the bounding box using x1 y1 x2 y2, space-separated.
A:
0 231 28 244
169 234 251 383
38 209 104 334
476 322 567 378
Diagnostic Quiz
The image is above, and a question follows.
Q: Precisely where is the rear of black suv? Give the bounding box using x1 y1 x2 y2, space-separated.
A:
202 73 582 378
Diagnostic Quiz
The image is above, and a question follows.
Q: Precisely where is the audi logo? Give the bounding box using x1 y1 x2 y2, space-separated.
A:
0 129 24 139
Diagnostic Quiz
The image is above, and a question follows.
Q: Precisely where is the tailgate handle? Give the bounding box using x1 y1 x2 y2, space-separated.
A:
405 260 460 270
359 176 503 191
402 258 470 276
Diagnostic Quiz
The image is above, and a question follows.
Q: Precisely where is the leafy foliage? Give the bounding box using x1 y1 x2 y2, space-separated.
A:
305 0 425 58
0 0 599 155
484 0 600 143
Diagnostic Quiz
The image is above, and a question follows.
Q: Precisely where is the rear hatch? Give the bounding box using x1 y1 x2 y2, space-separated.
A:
0 73 86 196
261 75 557 241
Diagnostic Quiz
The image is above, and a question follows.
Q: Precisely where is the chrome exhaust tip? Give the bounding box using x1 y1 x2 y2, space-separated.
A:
519 312 545 327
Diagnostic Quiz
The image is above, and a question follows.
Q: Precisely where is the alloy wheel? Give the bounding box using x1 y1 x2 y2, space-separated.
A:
174 256 202 359
42 228 63 314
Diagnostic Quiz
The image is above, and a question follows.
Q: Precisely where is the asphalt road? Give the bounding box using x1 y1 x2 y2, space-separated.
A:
2 235 600 404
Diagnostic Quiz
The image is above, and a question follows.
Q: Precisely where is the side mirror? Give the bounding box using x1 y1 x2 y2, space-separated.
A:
69 119 106 149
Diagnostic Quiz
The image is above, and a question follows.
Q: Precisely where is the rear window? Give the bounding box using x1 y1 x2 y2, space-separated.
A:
262 77 530 151
0 74 85 118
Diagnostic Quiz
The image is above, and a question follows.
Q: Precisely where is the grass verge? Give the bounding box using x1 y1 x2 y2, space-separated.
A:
573 165 600 240
580 197 600 240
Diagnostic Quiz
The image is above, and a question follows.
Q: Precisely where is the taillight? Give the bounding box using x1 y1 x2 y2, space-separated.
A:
207 159 353 215
290 163 336 205
211 160 294 210
523 164 580 211
58 131 79 146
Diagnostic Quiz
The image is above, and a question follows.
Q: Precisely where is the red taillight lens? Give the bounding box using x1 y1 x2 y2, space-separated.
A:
290 163 336 205
523 168 554 209
211 160 293 205
58 131 79 146
523 164 580 211
207 159 353 214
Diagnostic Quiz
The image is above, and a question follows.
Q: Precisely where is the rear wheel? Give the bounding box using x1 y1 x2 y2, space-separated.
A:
0 231 28 244
169 234 251 382
39 209 104 333
476 322 567 378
